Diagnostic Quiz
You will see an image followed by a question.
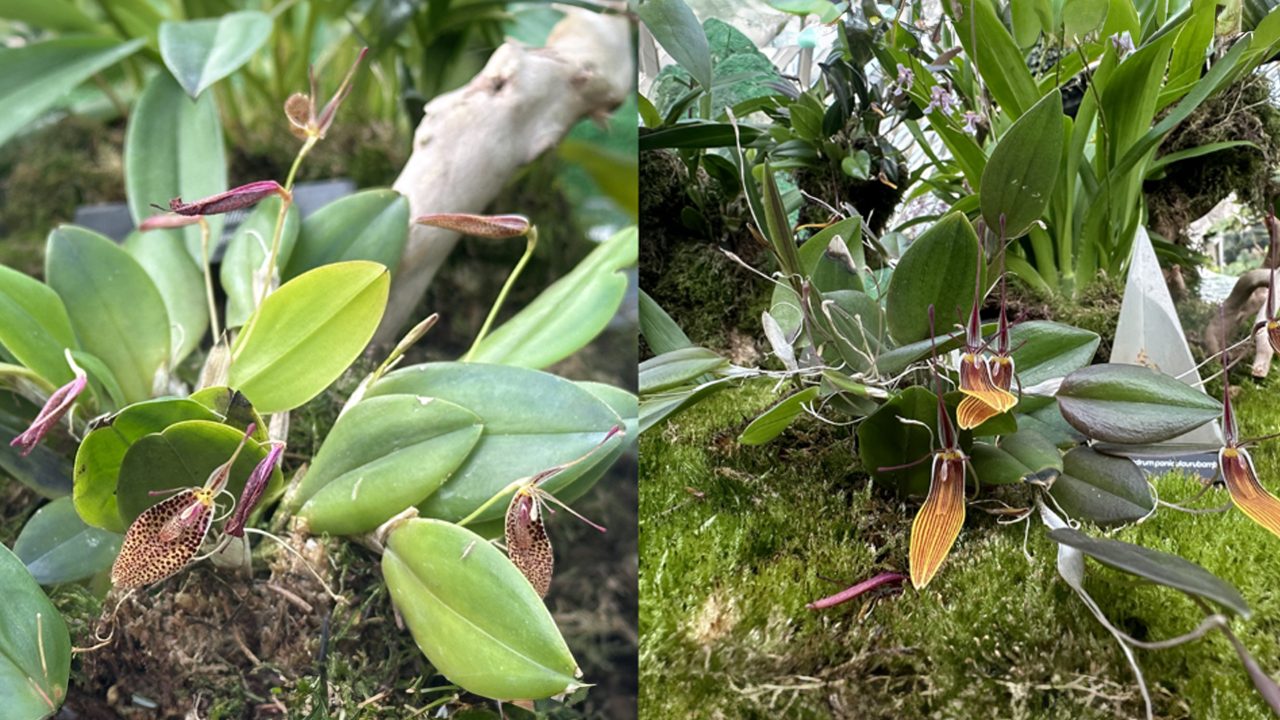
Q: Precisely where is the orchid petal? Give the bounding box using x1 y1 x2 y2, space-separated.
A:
909 451 967 588
1220 447 1280 540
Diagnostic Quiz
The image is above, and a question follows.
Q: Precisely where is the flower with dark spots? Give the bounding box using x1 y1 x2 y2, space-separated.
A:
285 47 369 141
224 441 285 537
415 213 531 238
9 352 87 457
166 180 288 217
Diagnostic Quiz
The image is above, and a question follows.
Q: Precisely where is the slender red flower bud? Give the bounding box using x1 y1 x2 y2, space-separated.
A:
414 213 531 238
224 441 284 537
9 352 87 457
167 181 288 216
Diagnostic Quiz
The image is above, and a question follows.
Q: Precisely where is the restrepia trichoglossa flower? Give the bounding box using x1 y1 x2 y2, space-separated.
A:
110 424 257 588
9 350 87 457
907 307 972 589
1217 307 1280 540
956 251 1017 430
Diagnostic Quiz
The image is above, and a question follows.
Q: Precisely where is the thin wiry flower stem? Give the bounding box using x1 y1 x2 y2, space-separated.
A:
284 135 317 192
259 193 294 309
463 227 537 362
199 218 220 341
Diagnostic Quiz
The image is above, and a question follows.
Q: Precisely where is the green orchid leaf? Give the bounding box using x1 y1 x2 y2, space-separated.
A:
857 386 939 497
0 403 74 500
639 289 692 356
980 90 1064 238
1056 364 1221 444
1046 527 1250 616
68 350 126 412
1008 320 1101 388
637 0 712 91
1062 0 1109 40
640 379 732 435
283 190 409 280
1049 446 1153 526
1017 401 1088 448
159 11 272 99
0 265 78 386
13 497 122 585
219 196 300 329
186 387 269 440
365 363 624 524
0 544 71 717
229 261 389 415
970 427 1063 486
739 387 820 445
470 226 637 369
640 347 728 394
811 288 883 374
637 121 765 150
74 397 222 532
124 71 227 265
45 226 170 406
114 420 281 526
0 36 144 150
771 216 865 336
124 229 209 366
383 518 582 700
294 395 484 536
0 0 99 32
884 211 981 345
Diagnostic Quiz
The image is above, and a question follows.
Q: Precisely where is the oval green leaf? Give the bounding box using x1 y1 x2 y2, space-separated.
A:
0 544 71 717
884 212 980 345
469 226 637 369
365 363 624 523
639 347 727 394
159 11 272 99
1046 527 1250 616
295 395 483 536
283 189 409 281
637 0 712 91
74 397 222 532
125 70 227 265
229 261 389 415
857 386 939 497
13 497 123 585
0 264 78 386
45 225 170 406
1009 320 1100 388
970 427 1063 486
1056 364 1221 444
0 404 75 500
1049 446 1153 525
739 387 820 446
0 36 145 150
383 518 581 699
125 229 209 366
219 196 300 329
980 89 1064 238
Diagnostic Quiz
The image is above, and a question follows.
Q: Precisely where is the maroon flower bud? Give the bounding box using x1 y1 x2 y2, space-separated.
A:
166 180 288 217
224 441 285 537
139 214 203 231
414 213 531 238
9 353 87 457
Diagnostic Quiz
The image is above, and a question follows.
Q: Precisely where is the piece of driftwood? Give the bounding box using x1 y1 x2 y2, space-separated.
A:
1202 268 1276 376
376 7 633 344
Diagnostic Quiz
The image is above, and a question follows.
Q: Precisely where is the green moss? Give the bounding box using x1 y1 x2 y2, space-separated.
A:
640 376 1280 719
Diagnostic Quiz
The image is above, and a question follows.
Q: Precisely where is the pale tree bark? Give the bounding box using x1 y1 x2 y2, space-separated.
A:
376 7 633 344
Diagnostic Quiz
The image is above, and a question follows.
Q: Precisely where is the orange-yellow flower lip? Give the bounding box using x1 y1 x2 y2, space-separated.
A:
909 450 967 589
1219 446 1280 540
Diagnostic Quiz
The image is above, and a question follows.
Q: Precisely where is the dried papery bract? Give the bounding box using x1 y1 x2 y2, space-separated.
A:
488 427 622 597
9 351 87 457
956 245 1016 429
1217 306 1280 540
285 47 369 141
110 424 257 588
908 307 969 589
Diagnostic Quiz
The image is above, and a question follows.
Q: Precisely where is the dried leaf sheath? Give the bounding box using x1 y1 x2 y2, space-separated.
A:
1220 447 1280 540
110 490 214 588
505 491 553 597
909 451 967 589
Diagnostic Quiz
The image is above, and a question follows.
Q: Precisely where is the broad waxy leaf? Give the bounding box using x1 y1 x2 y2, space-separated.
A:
365 363 624 524
858 386 941 497
884 212 981 345
0 264 78 386
219 196 301 328
114 420 281 526
969 428 1063 486
1008 321 1100 388
639 289 692 356
294 395 484 536
639 379 730 435
1046 527 1251 617
13 497 122 585
1049 446 1153 525
125 229 209 366
45 226 170 406
637 0 712 91
770 216 864 336
74 397 222 532
0 0 99 32
0 37 145 150
470 226 637 369
812 289 883 374
637 122 766 150
283 189 409 280
980 90 1064 238
639 347 727 394
739 387 820 445
0 544 71 717
187 387 270 440
125 71 228 265
159 11 272 99
229 261 389 415
383 518 582 699
1057 364 1221 444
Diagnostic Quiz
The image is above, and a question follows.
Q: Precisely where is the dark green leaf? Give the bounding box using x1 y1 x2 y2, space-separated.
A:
739 387 819 445
884 212 980 345
857 386 939 497
1049 446 1153 525
284 190 409 280
125 229 208 366
13 497 122 584
0 544 71 716
980 90 1063 238
638 0 712 90
639 347 727 394
1057 364 1221 444
0 265 78 386
638 122 765 149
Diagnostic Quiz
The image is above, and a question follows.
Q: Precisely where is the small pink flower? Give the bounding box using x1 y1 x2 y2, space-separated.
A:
1110 30 1134 56
961 111 981 134
888 63 914 97
9 352 86 457
925 85 960 117
224 441 285 537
